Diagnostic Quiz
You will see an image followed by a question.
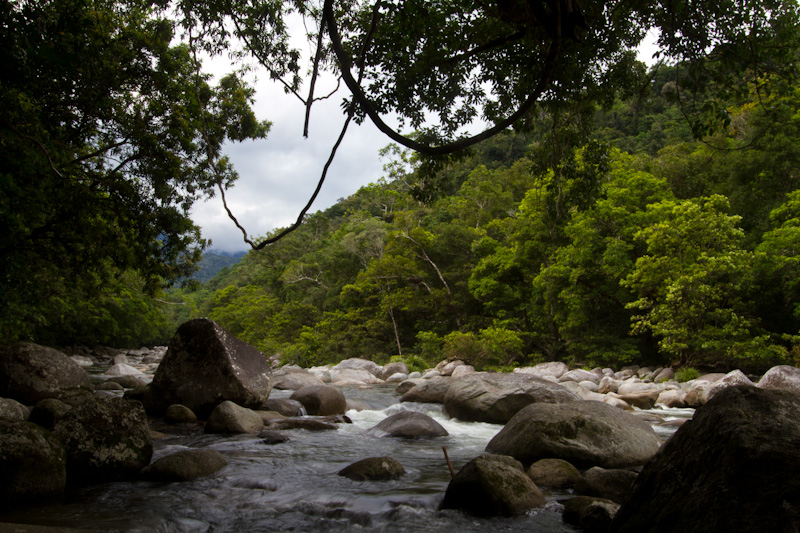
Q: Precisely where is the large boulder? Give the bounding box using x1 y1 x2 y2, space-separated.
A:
262 398 306 417
0 397 29 421
0 419 67 504
53 397 153 485
514 361 568 380
441 454 545 517
526 458 581 489
0 343 92 405
143 319 272 418
757 365 800 394
331 358 383 378
290 384 346 415
380 362 409 380
366 411 448 439
575 467 638 504
610 386 800 532
400 377 453 403
272 367 325 390
141 449 227 482
443 373 579 424
338 457 406 481
204 401 264 434
485 400 662 469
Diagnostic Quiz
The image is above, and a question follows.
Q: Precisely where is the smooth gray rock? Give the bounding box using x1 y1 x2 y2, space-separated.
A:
143 319 272 418
338 457 405 481
272 367 326 390
367 411 448 439
757 365 800 394
443 373 579 424
205 400 264 434
262 398 306 417
562 496 620 533
526 458 581 489
611 386 800 532
142 449 227 482
380 362 409 380
0 397 29 421
0 343 92 405
53 397 153 485
290 384 346 416
441 454 545 517
332 358 383 377
0 419 66 504
575 466 638 504
486 400 662 469
400 377 452 404
165 404 197 423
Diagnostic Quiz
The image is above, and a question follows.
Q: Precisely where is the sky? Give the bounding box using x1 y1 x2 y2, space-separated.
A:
192 29 661 254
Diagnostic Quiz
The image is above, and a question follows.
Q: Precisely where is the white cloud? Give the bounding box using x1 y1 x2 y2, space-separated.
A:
192 66 389 253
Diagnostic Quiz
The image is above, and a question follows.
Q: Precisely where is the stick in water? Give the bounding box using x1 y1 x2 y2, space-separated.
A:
442 446 455 478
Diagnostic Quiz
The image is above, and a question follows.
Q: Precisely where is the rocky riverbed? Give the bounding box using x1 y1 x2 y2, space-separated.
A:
2 319 800 532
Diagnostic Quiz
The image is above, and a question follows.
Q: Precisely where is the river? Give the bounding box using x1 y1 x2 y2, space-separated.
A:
0 383 691 532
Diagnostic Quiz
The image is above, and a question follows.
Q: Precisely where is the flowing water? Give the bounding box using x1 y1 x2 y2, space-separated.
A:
1 384 691 532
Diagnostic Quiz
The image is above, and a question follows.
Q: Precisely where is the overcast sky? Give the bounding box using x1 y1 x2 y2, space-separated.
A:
192 31 661 254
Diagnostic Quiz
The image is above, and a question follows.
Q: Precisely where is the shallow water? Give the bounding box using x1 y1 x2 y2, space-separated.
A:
1 384 692 532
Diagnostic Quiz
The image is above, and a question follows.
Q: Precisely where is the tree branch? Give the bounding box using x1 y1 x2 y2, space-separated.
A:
323 0 561 156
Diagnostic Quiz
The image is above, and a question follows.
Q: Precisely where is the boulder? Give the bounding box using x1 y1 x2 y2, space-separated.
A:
757 365 800 394
165 404 198 424
562 496 620 533
205 401 264 434
485 400 662 469
451 365 476 377
395 379 423 395
104 375 147 389
683 373 726 406
104 363 144 377
366 411 448 439
329 368 382 385
0 342 92 405
656 389 687 408
272 367 326 390
575 466 638 504
380 362 409 380
262 398 306 417
441 454 545 517
143 318 272 418
332 358 383 378
559 369 600 385
616 381 656 395
436 359 466 376
443 373 579 424
385 372 408 383
29 398 73 430
338 457 406 481
653 367 675 383
0 419 67 504
400 377 452 404
142 449 227 482
96 381 124 391
617 389 660 409
597 376 620 394
514 361 568 380
53 397 153 485
70 355 95 367
525 458 581 489
610 386 800 532
0 397 29 421
290 384 346 416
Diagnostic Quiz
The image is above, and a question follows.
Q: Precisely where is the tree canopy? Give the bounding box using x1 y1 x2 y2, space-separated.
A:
3 0 800 358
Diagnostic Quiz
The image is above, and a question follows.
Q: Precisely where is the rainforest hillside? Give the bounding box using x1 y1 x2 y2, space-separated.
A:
162 66 800 373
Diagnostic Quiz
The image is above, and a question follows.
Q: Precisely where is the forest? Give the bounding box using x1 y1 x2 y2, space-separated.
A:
2 0 799 373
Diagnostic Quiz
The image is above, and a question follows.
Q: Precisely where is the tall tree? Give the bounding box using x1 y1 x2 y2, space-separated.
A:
0 0 268 342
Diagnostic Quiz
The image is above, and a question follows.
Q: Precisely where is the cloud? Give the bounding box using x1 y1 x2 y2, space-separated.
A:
192 70 389 253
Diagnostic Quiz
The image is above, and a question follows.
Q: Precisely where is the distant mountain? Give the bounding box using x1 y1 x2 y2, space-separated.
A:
192 250 247 283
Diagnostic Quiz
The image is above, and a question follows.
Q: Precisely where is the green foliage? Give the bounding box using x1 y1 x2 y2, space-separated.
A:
390 354 430 374
0 0 267 343
675 367 701 383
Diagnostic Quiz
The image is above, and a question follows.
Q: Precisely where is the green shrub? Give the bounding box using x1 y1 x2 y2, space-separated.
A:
675 367 701 382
